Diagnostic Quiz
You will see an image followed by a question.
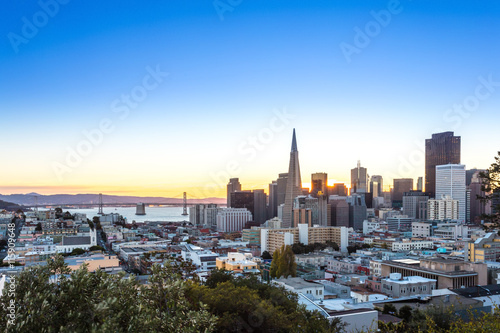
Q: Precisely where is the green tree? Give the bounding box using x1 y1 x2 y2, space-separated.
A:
382 303 397 315
89 245 105 252
188 276 343 333
205 268 233 288
398 305 413 322
35 222 42 232
271 245 296 279
261 250 272 260
54 207 63 217
0 255 216 332
70 248 85 255
326 240 340 251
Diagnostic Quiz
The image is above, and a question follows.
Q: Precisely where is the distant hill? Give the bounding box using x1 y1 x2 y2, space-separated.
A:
0 193 226 206
0 200 24 211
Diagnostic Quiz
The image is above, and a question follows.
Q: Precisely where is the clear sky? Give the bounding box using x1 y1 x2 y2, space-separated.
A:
1 0 500 198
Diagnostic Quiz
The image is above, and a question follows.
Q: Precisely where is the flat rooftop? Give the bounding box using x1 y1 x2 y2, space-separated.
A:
275 277 321 290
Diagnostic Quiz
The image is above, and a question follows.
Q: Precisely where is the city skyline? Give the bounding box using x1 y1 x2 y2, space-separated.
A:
2 1 500 198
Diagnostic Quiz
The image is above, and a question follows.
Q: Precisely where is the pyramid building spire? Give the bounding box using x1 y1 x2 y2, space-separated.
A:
282 129 302 228
291 128 298 152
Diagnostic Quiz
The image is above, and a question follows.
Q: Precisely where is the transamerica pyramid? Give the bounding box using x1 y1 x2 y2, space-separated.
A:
282 129 302 228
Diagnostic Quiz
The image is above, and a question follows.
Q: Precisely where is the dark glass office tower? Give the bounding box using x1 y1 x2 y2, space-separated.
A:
425 132 461 198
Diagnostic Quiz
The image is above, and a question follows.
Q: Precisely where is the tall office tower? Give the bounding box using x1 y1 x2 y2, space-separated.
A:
351 161 368 193
347 193 367 230
330 199 349 227
294 195 320 225
419 201 428 221
292 208 313 227
383 191 392 208
469 170 489 223
466 168 480 186
330 183 348 196
402 191 429 219
318 194 331 226
282 129 302 228
227 178 241 207
425 131 461 198
276 173 288 206
311 172 328 197
370 175 383 198
253 189 267 224
268 181 278 219
436 164 466 222
466 188 471 223
230 191 254 217
392 178 413 207
417 177 423 191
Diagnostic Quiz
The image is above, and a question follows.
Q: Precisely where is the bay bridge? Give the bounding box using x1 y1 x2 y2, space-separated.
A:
22 192 214 216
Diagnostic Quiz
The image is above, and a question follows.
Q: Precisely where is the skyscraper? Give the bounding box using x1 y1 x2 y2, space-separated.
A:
425 132 461 198
436 164 466 222
276 173 288 206
417 177 423 191
370 175 383 198
311 172 328 197
469 170 489 223
402 191 429 219
393 178 413 206
253 189 267 224
268 180 278 219
351 161 368 194
330 183 348 196
282 129 302 228
227 178 241 207
230 191 254 216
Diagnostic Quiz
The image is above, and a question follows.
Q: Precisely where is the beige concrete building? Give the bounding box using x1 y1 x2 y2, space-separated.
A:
261 225 348 255
216 252 259 272
381 257 486 289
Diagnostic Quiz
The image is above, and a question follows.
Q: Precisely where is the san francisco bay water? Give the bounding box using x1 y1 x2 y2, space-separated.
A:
66 206 189 223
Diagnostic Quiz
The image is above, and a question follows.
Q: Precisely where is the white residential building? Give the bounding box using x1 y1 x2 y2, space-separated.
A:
370 260 382 276
428 195 459 221
181 243 218 271
412 221 432 237
363 220 380 234
274 277 324 301
391 240 434 252
216 208 252 233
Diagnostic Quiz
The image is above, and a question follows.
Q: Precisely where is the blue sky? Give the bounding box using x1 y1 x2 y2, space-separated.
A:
1 0 499 197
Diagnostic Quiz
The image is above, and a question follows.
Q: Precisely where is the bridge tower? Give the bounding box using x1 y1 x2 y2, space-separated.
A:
98 193 104 215
182 192 188 216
